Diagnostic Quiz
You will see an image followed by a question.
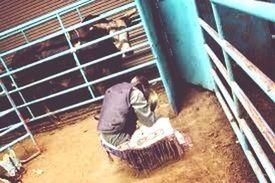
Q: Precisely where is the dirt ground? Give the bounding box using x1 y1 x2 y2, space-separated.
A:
9 85 256 183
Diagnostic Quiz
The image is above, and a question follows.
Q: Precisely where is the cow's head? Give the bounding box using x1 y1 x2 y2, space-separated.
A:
88 9 137 58
72 14 110 46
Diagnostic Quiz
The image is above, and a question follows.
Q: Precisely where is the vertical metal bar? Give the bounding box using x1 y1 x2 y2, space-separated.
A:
21 30 29 43
0 57 35 118
210 2 241 117
239 119 275 181
0 0 93 40
76 8 83 22
135 0 178 113
56 14 95 98
212 68 275 180
214 88 267 183
0 82 38 147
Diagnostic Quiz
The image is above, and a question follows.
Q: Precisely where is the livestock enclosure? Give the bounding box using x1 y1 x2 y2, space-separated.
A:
0 0 274 182
0 0 161 156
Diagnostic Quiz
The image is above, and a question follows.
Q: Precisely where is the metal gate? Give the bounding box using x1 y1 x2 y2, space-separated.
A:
197 0 275 182
0 0 163 155
0 82 40 161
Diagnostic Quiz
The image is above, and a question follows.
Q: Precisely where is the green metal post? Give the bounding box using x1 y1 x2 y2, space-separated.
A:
210 2 241 117
135 0 179 113
56 14 95 98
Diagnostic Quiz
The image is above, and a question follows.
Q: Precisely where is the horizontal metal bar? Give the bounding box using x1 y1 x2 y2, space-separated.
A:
212 70 275 180
0 91 4 96
1 78 38 147
0 122 23 137
210 49 275 151
0 108 14 118
199 18 275 102
0 122 20 132
0 22 143 79
214 89 267 183
27 77 161 123
0 57 35 118
149 77 161 84
8 41 149 94
231 82 275 152
0 0 94 39
204 44 228 83
239 119 275 181
211 70 236 113
211 0 275 23
0 133 30 152
28 96 103 123
16 60 156 109
0 2 137 57
211 67 275 152
1 49 71 79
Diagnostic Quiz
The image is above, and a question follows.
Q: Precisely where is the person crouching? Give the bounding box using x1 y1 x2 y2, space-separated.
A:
97 76 157 147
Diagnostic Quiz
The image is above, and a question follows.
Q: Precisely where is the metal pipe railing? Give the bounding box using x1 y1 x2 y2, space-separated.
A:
76 8 84 22
8 41 148 94
0 123 17 132
0 82 41 160
3 79 162 128
26 77 161 124
0 122 23 137
211 0 275 23
135 0 176 112
239 118 275 182
0 0 161 164
21 30 29 43
210 2 241 117
0 57 35 118
231 82 275 151
0 82 37 147
0 2 136 57
0 22 143 80
16 60 156 109
214 89 267 183
56 13 95 98
211 70 275 181
0 0 94 39
0 108 14 118
207 37 275 178
0 0 160 166
0 133 30 152
205 44 275 152
198 18 275 102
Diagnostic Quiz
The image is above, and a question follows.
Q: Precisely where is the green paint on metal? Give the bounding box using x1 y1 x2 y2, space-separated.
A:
135 0 180 113
157 0 214 90
135 0 215 112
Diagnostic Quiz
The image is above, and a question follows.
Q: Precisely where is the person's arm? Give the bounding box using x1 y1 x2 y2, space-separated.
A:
130 87 157 127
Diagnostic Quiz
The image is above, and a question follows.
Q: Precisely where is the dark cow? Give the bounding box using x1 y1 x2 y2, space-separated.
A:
2 9 138 121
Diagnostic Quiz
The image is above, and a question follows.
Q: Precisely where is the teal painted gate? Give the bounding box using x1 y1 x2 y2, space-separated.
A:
137 0 275 182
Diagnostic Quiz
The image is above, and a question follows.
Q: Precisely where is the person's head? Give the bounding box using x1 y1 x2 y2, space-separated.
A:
130 75 150 100
130 75 158 112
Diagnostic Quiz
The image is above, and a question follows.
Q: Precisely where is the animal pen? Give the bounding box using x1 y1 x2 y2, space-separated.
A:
0 0 274 182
